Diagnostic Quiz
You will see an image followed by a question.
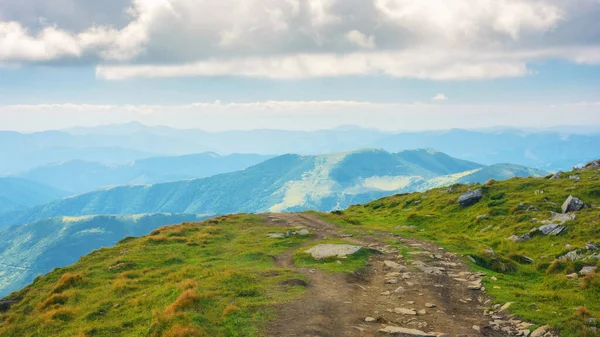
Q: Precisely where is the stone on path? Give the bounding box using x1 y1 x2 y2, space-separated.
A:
530 325 550 337
304 244 363 259
365 317 377 322
394 308 417 315
377 326 436 336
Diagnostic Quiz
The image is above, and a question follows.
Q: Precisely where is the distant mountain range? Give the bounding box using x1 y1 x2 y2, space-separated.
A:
0 213 209 297
1 123 598 175
18 152 274 194
0 178 68 214
0 149 547 228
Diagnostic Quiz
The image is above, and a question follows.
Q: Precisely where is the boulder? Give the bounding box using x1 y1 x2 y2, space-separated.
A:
304 244 363 259
562 195 584 213
267 233 285 239
457 189 483 207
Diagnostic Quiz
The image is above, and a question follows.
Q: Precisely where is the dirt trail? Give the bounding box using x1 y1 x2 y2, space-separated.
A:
263 213 517 337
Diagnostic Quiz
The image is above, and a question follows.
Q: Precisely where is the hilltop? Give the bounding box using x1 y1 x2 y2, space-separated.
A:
0 149 546 228
1 160 598 337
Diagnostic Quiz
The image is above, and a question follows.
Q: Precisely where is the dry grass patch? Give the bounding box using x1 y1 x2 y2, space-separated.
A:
163 324 205 337
51 273 84 294
38 293 69 310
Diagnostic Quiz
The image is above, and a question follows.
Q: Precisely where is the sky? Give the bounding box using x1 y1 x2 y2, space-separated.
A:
0 0 599 132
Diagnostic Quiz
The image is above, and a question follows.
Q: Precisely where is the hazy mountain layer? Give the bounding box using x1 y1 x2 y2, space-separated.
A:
0 178 68 214
2 124 599 175
18 153 275 194
0 149 546 228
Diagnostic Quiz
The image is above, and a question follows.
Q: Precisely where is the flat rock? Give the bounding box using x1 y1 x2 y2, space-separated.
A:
538 224 567 236
530 325 549 337
384 260 404 270
304 244 363 259
394 308 417 315
377 326 435 336
580 266 597 276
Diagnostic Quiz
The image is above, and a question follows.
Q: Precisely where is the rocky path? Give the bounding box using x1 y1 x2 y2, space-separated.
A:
263 213 541 337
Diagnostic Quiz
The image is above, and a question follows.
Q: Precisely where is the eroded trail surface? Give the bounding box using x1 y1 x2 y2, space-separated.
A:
264 213 528 337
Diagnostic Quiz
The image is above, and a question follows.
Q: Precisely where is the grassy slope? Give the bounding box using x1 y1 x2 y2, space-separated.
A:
0 214 316 337
0 214 210 298
318 166 600 336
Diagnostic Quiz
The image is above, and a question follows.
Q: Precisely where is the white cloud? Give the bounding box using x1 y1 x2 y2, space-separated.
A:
0 0 598 79
433 94 448 101
97 49 532 80
345 30 375 49
1 100 599 132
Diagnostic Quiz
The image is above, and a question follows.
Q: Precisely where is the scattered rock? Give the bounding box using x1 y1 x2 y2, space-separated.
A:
580 266 597 276
569 175 581 181
530 325 549 337
508 235 522 243
394 308 418 315
295 229 311 236
472 325 480 332
267 233 285 239
566 273 579 280
477 214 489 220
418 309 427 315
499 302 513 311
562 195 584 213
365 317 377 322
425 303 436 308
377 326 435 336
457 189 483 207
304 244 364 259
384 260 404 271
560 250 583 261
549 172 562 180
538 224 567 236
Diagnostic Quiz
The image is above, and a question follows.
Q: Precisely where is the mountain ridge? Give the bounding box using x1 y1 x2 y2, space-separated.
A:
0 149 545 228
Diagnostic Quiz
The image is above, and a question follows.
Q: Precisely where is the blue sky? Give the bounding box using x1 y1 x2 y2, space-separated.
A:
0 0 599 131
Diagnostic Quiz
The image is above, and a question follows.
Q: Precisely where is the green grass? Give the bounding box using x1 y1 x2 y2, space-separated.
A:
293 238 374 273
0 214 312 337
316 167 600 337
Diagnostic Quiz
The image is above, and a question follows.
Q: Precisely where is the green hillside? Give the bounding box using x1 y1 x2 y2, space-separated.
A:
1 149 543 228
320 161 600 336
0 162 597 337
0 215 312 337
0 178 68 214
0 214 210 297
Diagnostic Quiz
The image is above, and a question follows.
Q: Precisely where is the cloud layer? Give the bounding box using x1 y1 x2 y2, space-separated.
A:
1 100 599 132
1 0 599 79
